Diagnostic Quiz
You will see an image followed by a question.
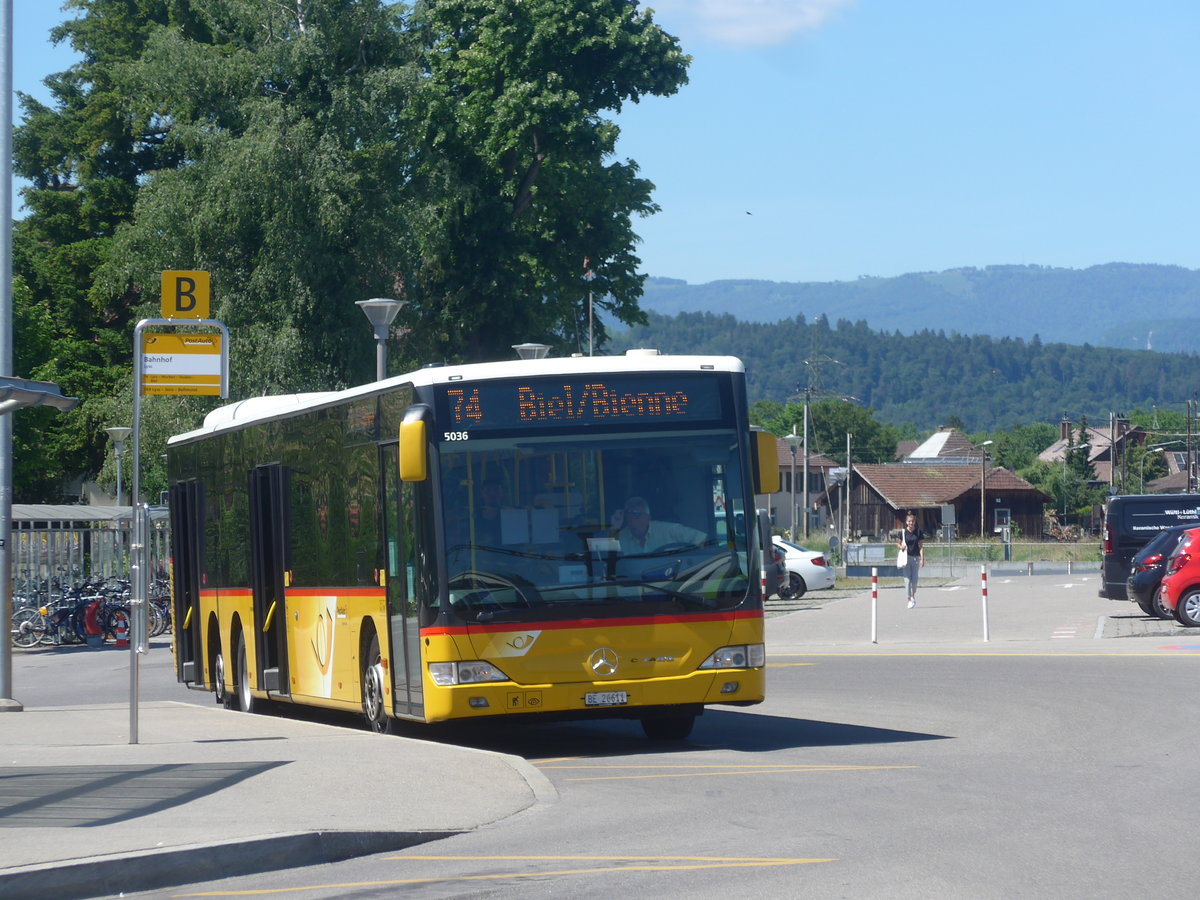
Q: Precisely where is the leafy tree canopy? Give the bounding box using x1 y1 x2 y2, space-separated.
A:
11 0 689 500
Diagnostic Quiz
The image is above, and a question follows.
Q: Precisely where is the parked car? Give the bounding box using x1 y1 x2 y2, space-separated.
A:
1159 525 1200 627
1100 493 1200 600
1126 523 1199 619
772 536 836 600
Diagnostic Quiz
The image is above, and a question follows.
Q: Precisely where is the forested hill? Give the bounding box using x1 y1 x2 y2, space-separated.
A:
639 263 1200 353
608 311 1200 432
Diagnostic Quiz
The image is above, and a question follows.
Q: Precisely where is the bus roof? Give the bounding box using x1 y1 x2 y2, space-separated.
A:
167 350 746 445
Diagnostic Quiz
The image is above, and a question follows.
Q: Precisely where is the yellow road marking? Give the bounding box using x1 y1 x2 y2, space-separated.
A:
536 762 912 770
538 763 917 782
174 856 835 896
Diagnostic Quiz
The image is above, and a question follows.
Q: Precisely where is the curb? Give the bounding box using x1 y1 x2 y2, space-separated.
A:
0 830 459 900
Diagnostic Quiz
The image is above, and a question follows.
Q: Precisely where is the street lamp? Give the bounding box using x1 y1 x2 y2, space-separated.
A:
785 427 801 540
1140 447 1166 490
1139 442 1182 490
978 440 993 538
105 427 132 506
355 298 407 382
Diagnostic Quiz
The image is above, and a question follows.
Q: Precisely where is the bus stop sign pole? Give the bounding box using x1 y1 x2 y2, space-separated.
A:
129 312 228 744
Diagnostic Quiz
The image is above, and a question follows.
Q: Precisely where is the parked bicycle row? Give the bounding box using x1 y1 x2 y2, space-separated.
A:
10 577 172 648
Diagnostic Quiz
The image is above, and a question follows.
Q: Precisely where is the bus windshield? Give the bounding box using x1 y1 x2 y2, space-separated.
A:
437 429 751 622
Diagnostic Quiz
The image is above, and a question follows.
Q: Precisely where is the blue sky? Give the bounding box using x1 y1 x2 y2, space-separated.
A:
12 1 1200 285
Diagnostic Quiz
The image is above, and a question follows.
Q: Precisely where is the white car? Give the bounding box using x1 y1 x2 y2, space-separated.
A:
772 536 836 599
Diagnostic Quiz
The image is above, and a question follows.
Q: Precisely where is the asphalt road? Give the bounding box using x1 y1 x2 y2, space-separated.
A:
12 578 1200 899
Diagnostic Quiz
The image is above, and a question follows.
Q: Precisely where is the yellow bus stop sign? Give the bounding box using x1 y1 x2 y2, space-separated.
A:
161 270 211 319
141 333 223 395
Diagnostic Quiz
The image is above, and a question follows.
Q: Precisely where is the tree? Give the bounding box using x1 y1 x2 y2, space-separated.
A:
12 0 690 499
96 0 690 393
398 0 689 361
10 1 205 500
758 398 902 466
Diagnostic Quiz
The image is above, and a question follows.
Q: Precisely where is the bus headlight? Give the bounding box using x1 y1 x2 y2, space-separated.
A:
698 643 765 669
428 661 510 686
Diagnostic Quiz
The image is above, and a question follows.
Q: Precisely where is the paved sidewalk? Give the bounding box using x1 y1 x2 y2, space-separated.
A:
0 701 554 900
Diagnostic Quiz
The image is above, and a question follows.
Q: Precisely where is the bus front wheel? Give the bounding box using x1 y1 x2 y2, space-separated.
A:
641 714 695 741
362 633 395 734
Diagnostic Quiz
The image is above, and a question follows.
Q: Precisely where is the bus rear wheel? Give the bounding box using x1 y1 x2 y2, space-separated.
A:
641 714 695 741
362 633 394 734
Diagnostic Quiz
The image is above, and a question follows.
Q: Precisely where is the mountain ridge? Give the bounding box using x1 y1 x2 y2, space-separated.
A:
637 263 1200 353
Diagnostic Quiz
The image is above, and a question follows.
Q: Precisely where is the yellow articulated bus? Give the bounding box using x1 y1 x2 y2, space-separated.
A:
167 350 779 739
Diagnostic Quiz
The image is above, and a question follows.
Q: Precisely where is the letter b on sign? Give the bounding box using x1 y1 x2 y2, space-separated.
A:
161 270 211 319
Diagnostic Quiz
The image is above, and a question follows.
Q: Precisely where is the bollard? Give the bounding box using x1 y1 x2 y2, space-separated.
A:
981 565 990 642
871 567 878 644
114 613 130 649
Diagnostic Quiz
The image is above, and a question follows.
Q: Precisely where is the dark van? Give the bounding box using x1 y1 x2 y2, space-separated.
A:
1101 494 1200 600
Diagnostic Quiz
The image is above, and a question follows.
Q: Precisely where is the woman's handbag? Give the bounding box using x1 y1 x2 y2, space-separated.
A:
896 545 908 568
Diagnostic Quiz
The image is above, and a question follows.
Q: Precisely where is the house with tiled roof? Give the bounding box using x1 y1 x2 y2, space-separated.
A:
1037 415 1147 486
824 429 1049 540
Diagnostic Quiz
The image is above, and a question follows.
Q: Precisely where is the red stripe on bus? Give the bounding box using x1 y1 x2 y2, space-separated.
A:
422 608 761 637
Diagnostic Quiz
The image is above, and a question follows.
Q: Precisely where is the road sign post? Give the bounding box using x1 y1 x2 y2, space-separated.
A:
128 271 228 743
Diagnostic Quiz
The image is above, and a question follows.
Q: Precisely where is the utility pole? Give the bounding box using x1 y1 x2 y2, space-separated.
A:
802 385 810 539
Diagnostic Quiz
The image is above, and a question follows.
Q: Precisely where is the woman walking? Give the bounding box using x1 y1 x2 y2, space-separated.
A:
898 512 925 608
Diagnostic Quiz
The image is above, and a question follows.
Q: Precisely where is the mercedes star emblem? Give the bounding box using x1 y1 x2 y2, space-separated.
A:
588 647 618 676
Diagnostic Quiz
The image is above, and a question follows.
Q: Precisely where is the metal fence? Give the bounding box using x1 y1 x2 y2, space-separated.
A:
10 508 170 602
845 540 1102 579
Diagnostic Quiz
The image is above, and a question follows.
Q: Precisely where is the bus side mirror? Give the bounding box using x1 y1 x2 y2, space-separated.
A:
398 417 428 482
753 430 780 495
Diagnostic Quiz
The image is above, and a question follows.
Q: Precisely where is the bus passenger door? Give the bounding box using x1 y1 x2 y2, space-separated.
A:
168 479 203 685
248 464 290 696
382 443 421 717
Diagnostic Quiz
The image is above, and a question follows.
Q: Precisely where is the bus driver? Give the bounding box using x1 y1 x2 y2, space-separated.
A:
609 496 706 555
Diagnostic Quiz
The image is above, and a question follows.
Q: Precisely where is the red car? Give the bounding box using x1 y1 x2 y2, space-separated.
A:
1159 526 1200 627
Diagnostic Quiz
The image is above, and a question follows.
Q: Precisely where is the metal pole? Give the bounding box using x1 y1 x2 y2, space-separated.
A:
0 0 18 714
844 432 851 557
802 390 810 539
374 337 386 383
980 453 986 538
870 567 878 644
130 323 146 744
788 430 797 540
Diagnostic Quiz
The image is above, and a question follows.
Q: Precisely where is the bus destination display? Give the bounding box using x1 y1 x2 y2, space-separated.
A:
440 374 727 432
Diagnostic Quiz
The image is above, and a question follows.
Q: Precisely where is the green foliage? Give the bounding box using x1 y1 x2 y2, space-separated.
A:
757 398 903 465
973 422 1058 471
11 0 689 501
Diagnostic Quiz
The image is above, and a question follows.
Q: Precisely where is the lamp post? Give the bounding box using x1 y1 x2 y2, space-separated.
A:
978 440 993 538
105 427 132 506
1139 442 1181 490
1140 447 1165 489
785 427 800 541
355 298 407 382
1 379 79 715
